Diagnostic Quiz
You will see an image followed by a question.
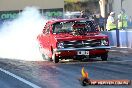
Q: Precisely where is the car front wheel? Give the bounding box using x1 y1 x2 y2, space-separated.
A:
52 54 59 63
101 53 108 61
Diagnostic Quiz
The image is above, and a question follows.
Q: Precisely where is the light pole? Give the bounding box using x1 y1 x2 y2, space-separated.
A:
121 0 124 11
99 0 106 18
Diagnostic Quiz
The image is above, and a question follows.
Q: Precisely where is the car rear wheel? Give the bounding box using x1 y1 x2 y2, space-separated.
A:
42 53 46 60
101 53 108 61
44 54 52 61
39 46 51 61
38 46 46 60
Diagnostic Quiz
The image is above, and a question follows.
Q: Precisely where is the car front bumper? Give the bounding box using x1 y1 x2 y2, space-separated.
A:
53 46 111 52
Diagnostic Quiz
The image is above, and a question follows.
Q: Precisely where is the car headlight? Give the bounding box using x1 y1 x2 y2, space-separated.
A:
101 39 109 46
58 42 64 48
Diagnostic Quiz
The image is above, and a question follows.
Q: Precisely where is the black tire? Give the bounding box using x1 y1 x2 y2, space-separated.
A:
39 46 51 61
38 46 46 60
52 54 59 63
101 53 108 61
75 56 85 61
44 54 52 61
42 53 45 60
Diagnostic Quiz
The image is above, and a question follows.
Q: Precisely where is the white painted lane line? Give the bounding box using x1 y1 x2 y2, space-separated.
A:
0 68 41 88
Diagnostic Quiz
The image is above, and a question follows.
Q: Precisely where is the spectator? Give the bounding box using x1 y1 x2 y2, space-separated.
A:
128 16 132 29
80 10 88 19
117 10 128 30
98 15 105 31
106 12 116 31
92 15 99 30
92 15 99 23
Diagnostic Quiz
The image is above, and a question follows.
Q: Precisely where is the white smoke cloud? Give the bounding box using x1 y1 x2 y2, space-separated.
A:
0 7 48 61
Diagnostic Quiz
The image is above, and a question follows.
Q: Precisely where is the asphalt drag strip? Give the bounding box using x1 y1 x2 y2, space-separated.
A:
0 47 132 88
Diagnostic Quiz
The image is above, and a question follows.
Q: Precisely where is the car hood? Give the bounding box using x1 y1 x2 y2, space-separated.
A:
53 32 108 41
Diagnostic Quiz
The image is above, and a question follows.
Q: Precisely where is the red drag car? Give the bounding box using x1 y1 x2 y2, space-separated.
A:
37 18 111 63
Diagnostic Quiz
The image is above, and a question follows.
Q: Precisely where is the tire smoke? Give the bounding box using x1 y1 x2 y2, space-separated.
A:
0 7 47 61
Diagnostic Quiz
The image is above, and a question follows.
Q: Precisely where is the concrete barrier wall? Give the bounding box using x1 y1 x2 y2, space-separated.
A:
127 31 132 48
101 30 132 48
101 31 117 46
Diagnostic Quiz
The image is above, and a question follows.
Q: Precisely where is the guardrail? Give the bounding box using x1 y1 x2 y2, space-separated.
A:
101 29 132 48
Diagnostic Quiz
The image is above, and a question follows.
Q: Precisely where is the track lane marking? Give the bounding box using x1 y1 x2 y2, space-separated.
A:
0 68 41 88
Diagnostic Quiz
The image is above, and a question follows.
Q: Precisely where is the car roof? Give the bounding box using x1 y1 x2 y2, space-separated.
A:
47 18 90 24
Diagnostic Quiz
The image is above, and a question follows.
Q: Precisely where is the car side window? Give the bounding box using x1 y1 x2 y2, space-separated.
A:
53 23 63 33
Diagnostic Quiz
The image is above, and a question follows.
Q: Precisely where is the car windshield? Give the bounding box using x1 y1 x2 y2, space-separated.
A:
52 20 97 34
